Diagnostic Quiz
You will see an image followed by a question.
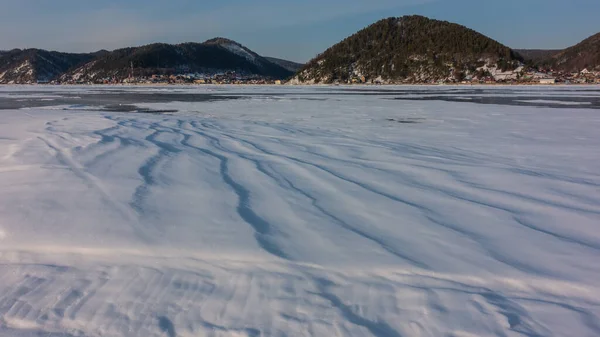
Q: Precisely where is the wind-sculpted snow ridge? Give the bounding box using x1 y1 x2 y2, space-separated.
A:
0 86 599 336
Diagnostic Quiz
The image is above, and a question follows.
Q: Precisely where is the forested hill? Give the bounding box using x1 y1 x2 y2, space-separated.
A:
546 33 600 72
292 15 523 84
0 39 296 84
59 39 293 83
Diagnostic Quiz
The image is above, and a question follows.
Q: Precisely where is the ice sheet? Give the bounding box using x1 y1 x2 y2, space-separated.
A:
0 85 599 337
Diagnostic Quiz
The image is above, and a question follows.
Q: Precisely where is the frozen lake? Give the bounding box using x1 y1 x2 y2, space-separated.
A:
0 85 599 336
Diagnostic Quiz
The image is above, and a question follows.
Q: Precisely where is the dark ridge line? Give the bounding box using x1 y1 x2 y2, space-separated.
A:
313 277 404 337
130 126 183 216
246 156 430 269
206 125 579 276
513 216 600 252
174 127 290 261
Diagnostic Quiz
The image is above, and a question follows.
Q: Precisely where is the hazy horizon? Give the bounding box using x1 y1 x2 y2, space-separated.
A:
1 0 599 63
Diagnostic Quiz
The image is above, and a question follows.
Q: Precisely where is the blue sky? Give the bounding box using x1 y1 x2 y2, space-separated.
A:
0 0 599 62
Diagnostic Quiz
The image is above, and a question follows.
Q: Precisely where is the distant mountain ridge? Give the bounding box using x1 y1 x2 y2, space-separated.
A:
515 49 561 63
59 38 293 83
264 57 304 72
1 19 599 84
292 16 523 84
0 39 296 84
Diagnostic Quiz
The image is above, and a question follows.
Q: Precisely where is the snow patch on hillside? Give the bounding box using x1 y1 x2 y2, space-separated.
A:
0 60 35 83
222 42 258 63
63 60 98 82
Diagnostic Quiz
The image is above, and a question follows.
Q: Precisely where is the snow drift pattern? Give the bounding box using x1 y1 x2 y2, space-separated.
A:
0 86 599 336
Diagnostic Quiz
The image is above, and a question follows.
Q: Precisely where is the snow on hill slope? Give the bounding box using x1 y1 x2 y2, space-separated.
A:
221 41 258 63
0 85 599 336
0 49 95 84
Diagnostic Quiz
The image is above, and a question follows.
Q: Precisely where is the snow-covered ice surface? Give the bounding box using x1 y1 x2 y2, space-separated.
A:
0 85 599 337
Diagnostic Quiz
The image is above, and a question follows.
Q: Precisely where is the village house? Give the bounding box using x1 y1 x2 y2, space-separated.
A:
539 78 556 84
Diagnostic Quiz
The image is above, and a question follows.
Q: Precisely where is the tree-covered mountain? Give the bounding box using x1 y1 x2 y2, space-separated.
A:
59 39 293 83
515 33 600 73
0 49 95 84
292 15 524 84
545 33 600 72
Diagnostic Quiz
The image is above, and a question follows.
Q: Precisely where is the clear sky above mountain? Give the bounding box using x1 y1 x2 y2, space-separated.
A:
1 0 598 63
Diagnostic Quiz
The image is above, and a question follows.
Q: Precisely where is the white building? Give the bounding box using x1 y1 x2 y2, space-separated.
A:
539 78 556 84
